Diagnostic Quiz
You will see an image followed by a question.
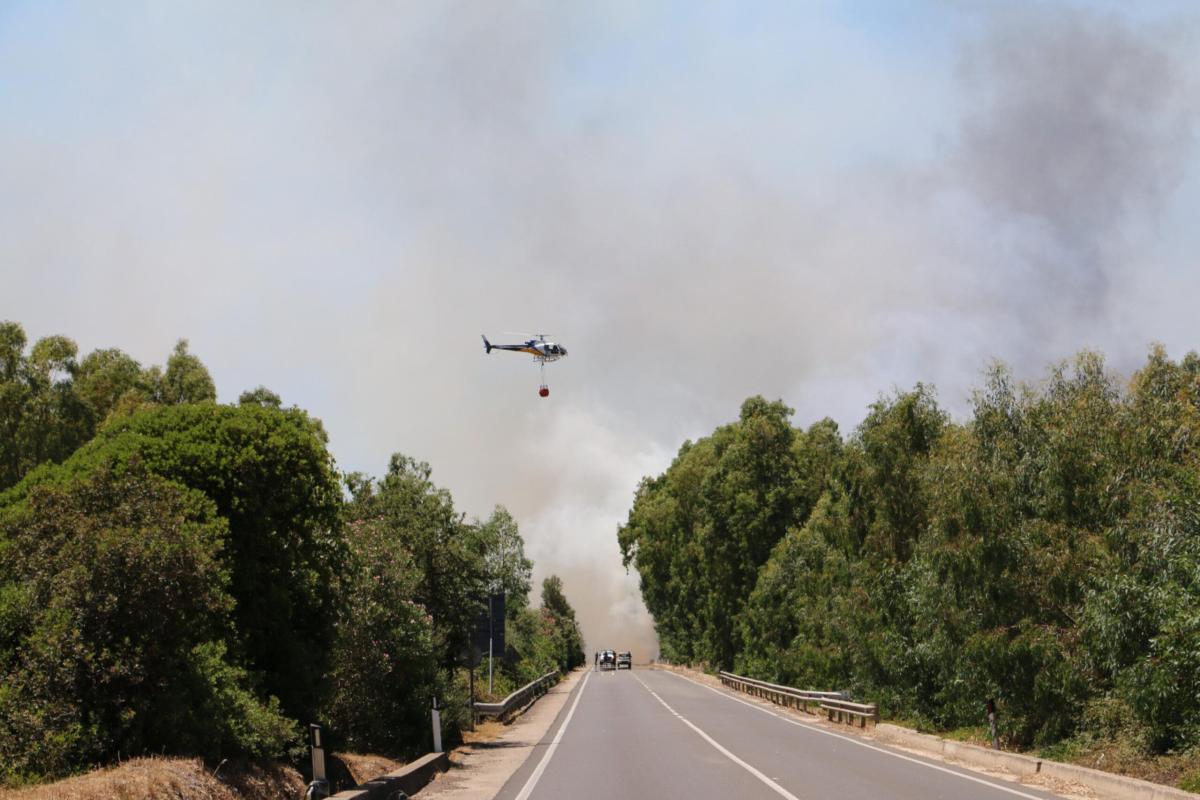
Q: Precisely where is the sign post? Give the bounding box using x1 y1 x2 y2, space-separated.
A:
472 593 505 697
488 594 495 694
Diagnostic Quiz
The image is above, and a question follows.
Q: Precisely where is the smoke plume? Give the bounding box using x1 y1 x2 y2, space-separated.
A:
2 3 1197 659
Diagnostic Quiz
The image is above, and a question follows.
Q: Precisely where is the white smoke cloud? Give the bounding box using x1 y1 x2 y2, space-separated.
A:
2 3 1198 658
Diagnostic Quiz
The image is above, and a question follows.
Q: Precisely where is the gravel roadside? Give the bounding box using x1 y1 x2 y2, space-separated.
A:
418 669 585 799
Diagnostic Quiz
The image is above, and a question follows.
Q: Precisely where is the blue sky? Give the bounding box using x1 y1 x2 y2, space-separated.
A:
3 1 1198 655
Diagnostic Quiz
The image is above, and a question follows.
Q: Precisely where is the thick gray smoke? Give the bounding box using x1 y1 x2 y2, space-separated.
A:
1 4 1197 661
953 7 1196 362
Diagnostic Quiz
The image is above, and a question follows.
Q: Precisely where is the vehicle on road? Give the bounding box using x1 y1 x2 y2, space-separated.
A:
617 652 632 670
598 649 616 670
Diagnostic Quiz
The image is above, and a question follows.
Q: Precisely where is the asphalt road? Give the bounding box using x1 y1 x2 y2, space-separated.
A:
493 667 1066 800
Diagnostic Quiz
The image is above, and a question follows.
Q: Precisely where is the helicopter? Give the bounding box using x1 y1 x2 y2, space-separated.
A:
481 333 567 397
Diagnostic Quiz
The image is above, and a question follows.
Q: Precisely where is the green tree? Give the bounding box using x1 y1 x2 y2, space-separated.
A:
159 339 216 404
343 455 485 670
620 396 803 668
504 606 565 682
737 494 854 686
74 348 149 425
632 350 1200 752
0 464 293 781
5 402 344 723
0 325 89 489
539 576 585 670
476 506 533 616
0 323 221 492
239 386 283 408
326 514 441 755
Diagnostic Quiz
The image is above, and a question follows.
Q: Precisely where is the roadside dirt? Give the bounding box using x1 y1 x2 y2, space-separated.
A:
419 668 585 799
335 753 404 787
0 757 305 800
0 749 406 800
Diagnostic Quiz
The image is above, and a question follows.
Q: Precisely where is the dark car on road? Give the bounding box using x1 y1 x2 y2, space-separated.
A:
598 649 616 670
617 652 632 670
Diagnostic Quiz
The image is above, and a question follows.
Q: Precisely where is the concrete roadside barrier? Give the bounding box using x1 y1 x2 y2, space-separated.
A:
874 724 950 757
940 738 1041 777
1038 759 1198 800
328 752 449 800
873 724 1199 800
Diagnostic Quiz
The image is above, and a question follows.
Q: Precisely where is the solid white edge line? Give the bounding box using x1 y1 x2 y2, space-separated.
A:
657 669 1053 800
632 672 802 800
513 670 591 800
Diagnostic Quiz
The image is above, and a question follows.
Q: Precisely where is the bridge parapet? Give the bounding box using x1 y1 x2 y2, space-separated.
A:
474 670 559 723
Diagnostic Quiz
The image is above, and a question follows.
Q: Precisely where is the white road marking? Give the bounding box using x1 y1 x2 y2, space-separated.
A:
632 672 804 800
513 671 591 800
657 669 1054 800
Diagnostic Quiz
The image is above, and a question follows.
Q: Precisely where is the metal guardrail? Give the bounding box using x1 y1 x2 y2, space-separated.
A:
719 671 878 727
474 670 559 721
818 698 879 726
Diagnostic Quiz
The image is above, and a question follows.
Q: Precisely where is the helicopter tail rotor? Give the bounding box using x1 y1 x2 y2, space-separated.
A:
481 334 492 354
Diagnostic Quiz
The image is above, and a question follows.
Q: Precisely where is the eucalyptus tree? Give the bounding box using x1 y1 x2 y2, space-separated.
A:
540 575 586 670
621 396 804 668
639 351 1200 752
0 322 220 491
476 505 533 615
159 339 216 404
343 455 487 670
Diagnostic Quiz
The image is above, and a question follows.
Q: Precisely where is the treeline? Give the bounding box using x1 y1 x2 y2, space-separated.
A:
0 321 585 784
619 348 1200 755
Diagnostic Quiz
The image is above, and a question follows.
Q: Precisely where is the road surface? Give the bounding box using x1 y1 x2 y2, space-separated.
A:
492 667 1066 800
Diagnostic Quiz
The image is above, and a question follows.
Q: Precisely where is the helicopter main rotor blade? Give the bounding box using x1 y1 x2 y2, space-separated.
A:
502 331 552 340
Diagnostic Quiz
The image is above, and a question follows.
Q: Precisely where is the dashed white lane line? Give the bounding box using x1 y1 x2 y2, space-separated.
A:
632 672 803 800
656 669 1053 800
513 670 591 800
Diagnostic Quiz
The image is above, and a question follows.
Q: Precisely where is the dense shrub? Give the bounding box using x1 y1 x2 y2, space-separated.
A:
342 456 485 673
325 517 441 755
6 403 345 723
0 465 293 782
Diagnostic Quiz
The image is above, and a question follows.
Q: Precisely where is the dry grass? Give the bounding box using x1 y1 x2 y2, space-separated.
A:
1060 741 1199 790
333 753 403 785
0 758 305 800
461 718 507 745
